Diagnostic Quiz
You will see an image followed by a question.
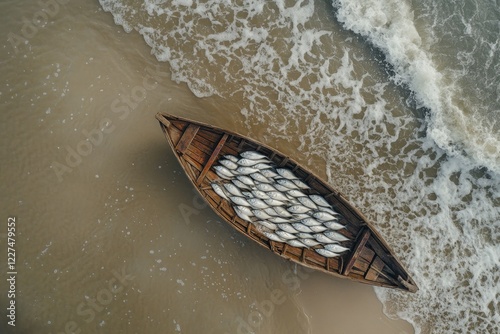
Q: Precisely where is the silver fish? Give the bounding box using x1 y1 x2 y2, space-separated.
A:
323 231 350 242
264 231 284 242
324 244 350 253
323 221 345 230
240 151 268 160
255 183 277 192
219 159 238 170
309 195 331 207
313 233 336 243
297 197 318 210
235 205 254 216
300 217 323 226
232 179 252 190
272 206 293 218
236 166 259 175
312 211 338 221
251 190 270 200
315 248 341 258
276 168 298 180
287 189 307 197
261 169 279 178
264 207 279 217
300 238 321 247
213 166 234 179
234 207 253 222
224 183 244 197
277 178 299 189
230 196 251 206
292 213 309 220
254 163 274 170
297 232 314 239
264 198 287 207
241 191 254 198
267 216 291 223
253 209 273 220
291 223 313 233
267 191 289 201
308 225 328 233
250 173 271 183
211 183 229 200
286 239 308 248
319 207 338 216
275 230 297 240
237 158 268 167
247 198 268 209
236 175 256 186
292 179 309 189
277 224 299 234
256 220 278 230
275 184 292 192
287 205 310 214
223 154 239 162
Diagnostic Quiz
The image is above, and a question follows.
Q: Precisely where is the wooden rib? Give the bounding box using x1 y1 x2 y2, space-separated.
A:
281 243 288 256
367 237 405 279
175 124 200 154
342 228 371 276
365 256 385 281
279 157 289 167
196 133 229 185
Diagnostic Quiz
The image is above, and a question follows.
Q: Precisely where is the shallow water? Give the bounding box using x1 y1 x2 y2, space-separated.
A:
1 0 499 333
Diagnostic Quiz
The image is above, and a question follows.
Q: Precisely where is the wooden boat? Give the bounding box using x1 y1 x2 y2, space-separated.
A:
156 112 418 292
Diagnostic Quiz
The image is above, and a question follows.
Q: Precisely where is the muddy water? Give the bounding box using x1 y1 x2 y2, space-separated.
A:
0 1 414 333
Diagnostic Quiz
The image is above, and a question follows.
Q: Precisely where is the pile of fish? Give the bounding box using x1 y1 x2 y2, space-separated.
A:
210 150 351 258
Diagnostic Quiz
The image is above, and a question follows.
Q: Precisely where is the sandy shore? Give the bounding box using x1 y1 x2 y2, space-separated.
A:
296 271 414 334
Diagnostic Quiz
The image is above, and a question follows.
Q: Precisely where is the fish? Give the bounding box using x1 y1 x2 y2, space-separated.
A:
255 183 277 192
308 195 331 207
223 154 239 162
240 151 268 160
235 205 254 216
251 190 270 200
261 169 279 178
324 244 350 253
252 209 273 220
300 238 321 247
218 159 239 170
287 189 307 197
274 184 292 192
213 166 234 179
323 221 345 230
267 216 291 223
291 223 313 233
264 207 279 217
241 191 254 198
313 233 337 243
234 206 253 222
323 231 350 242
230 196 251 206
254 163 274 170
236 166 259 175
296 232 314 239
247 198 269 209
276 178 299 189
287 205 310 214
277 224 299 234
256 220 278 230
264 198 287 207
232 179 252 190
318 207 338 216
312 211 338 221
275 230 297 240
236 175 256 186
315 248 341 258
263 231 285 242
224 183 244 197
250 173 271 183
291 213 309 220
211 183 229 200
276 168 298 180
292 179 310 189
272 206 293 217
308 225 328 233
300 217 323 226
286 239 308 248
267 191 289 201
297 197 318 210
237 158 268 167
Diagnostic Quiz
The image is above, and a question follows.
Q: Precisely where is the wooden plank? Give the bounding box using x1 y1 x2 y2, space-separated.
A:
367 237 405 279
196 133 229 185
365 256 385 281
175 124 200 154
342 228 371 276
